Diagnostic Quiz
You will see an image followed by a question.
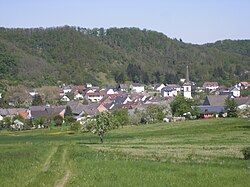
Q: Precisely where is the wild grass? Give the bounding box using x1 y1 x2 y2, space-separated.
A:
0 118 250 186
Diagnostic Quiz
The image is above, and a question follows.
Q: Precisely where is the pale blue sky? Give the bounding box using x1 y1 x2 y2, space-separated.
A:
0 0 249 44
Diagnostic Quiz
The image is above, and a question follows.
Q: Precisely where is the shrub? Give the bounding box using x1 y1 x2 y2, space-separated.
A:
241 147 250 160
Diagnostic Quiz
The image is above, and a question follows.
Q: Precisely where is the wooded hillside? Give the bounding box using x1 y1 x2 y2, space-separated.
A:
0 26 249 87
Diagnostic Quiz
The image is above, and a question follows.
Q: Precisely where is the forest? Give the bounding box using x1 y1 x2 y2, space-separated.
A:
0 26 249 88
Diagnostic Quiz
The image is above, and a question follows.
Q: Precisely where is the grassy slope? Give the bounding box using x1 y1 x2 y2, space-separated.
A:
0 118 250 187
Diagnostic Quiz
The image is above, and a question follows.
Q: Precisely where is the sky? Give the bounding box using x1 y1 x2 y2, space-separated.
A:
0 0 249 44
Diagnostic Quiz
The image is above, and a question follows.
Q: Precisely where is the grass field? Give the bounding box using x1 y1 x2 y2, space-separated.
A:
0 118 250 187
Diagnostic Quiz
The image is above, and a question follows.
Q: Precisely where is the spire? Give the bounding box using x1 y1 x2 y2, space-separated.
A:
186 65 189 83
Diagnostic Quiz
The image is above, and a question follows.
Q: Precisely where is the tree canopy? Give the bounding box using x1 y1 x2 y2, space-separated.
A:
0 26 249 86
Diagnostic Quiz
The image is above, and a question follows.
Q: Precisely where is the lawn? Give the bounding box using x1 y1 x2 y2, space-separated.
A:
0 118 250 187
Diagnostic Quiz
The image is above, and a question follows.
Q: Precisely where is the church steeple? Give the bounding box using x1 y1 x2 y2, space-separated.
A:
186 65 189 83
183 65 192 99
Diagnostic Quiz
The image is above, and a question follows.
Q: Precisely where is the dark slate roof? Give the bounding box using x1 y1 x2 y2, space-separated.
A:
234 96 250 106
30 106 65 119
203 95 228 106
167 84 181 88
192 105 225 114
82 103 99 116
0 108 27 116
113 96 127 105
67 101 85 115
161 86 173 92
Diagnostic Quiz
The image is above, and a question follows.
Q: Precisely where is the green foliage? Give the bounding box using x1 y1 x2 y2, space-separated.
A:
53 115 63 126
0 53 17 79
69 121 81 132
0 116 12 129
225 98 238 117
86 111 119 143
191 106 202 118
113 109 129 127
241 147 250 160
64 105 73 118
31 94 43 106
143 105 165 123
33 117 45 127
170 95 197 116
0 27 249 86
241 89 250 97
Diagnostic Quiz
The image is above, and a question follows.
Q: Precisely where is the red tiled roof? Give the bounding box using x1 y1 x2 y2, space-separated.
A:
203 82 219 87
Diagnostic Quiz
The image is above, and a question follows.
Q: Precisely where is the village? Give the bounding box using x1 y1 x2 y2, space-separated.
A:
0 66 250 130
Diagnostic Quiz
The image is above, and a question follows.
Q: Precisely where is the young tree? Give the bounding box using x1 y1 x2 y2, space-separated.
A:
225 97 238 117
53 115 64 126
5 85 31 107
31 94 43 106
64 106 74 123
113 109 129 127
170 95 196 117
86 111 118 143
145 105 165 123
38 86 60 104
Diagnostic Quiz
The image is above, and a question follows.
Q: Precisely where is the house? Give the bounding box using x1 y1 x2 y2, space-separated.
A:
111 95 132 109
234 96 250 110
86 83 92 88
236 82 249 90
85 92 103 102
10 119 24 130
155 84 165 92
130 83 145 93
203 95 228 106
105 88 118 95
29 89 38 97
67 101 85 117
203 82 219 91
29 105 65 120
0 108 27 118
229 87 240 97
74 93 84 100
62 87 72 94
192 106 225 118
119 84 128 92
71 85 86 92
61 95 70 102
161 86 176 97
81 103 107 117
144 96 162 105
168 84 182 92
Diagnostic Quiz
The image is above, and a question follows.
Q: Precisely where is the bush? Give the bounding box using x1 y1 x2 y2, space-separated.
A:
241 147 250 160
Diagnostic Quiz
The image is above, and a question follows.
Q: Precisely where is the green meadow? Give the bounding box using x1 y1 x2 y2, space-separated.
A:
0 118 250 187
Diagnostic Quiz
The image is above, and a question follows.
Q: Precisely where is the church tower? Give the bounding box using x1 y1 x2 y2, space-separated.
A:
183 65 192 99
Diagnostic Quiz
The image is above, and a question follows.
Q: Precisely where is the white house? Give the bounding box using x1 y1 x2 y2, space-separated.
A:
62 87 72 94
74 93 84 100
106 88 118 95
229 87 240 97
130 83 145 93
86 83 92 88
236 82 249 90
156 84 165 92
161 86 177 97
85 92 103 102
29 89 38 97
203 82 219 91
61 95 70 102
